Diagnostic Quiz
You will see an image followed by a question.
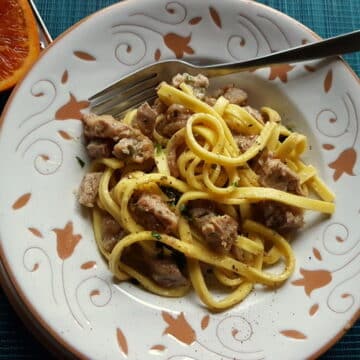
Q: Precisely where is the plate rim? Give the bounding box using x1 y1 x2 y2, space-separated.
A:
0 0 359 358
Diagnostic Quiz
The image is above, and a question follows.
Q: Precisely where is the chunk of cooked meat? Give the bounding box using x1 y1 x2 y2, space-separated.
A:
132 102 157 137
204 96 217 106
83 113 154 165
86 139 114 159
243 106 264 124
124 245 188 288
78 172 102 207
214 84 248 105
156 104 192 138
234 134 258 153
152 98 167 115
131 192 179 234
172 73 209 100
253 152 303 195
189 201 238 254
83 113 128 140
113 136 154 164
101 213 127 252
253 201 304 233
172 73 209 89
147 256 188 288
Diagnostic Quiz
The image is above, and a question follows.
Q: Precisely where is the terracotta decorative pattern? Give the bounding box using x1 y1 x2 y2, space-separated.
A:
0 1 359 359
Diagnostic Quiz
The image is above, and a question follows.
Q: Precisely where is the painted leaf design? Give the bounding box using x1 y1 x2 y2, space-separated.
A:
323 144 335 150
52 222 82 260
313 248 322 261
232 328 239 337
309 303 319 316
81 261 96 270
34 92 44 97
280 330 307 339
74 51 96 61
341 293 351 298
55 93 89 121
209 7 222 28
292 268 332 296
154 49 161 61
40 154 49 161
304 65 316 72
189 16 202 25
150 345 166 351
162 311 196 345
31 263 39 272
90 289 100 297
336 236 344 243
329 148 357 181
163 33 194 59
61 70 69 84
268 64 295 83
28 228 43 238
116 328 128 356
58 130 73 140
324 69 333 93
201 315 210 330
12 193 31 210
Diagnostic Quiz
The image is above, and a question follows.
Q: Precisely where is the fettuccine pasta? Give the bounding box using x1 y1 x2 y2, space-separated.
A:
78 74 335 311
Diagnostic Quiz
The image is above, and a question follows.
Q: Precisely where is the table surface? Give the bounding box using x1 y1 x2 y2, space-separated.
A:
0 0 359 359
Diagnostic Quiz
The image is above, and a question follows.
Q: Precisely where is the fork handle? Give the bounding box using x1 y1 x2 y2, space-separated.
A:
200 30 360 76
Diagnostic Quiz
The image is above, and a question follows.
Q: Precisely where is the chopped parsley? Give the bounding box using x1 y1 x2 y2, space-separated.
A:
180 204 192 220
232 181 239 187
76 156 85 168
151 231 162 241
155 143 163 155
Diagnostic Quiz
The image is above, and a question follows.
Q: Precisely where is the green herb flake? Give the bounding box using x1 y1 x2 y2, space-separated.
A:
155 143 163 155
151 231 162 241
232 181 239 187
76 156 85 168
180 204 192 220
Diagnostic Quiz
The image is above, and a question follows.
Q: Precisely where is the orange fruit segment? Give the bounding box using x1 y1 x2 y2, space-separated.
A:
0 0 40 91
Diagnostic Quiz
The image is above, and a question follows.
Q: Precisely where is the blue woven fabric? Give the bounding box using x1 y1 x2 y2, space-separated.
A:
0 0 358 359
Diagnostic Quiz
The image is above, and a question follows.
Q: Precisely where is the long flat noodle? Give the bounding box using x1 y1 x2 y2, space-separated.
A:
81 75 335 311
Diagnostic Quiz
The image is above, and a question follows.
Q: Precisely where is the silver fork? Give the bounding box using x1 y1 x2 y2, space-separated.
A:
89 29 360 118
29 0 53 49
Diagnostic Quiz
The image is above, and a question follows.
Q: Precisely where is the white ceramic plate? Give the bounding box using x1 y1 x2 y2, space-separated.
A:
0 0 359 359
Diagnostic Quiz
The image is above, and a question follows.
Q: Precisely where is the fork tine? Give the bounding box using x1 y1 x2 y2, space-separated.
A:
90 74 160 113
89 64 160 102
96 87 157 117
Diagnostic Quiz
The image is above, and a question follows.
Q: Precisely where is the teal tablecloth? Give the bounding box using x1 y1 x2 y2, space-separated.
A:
0 0 359 359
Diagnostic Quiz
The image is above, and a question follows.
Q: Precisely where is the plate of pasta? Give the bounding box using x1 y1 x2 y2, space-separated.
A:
0 0 358 359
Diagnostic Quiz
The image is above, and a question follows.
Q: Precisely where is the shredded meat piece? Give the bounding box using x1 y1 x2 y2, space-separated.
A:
204 96 217 106
234 134 258 153
172 73 209 89
214 84 248 105
156 104 192 138
243 106 264 124
253 201 304 233
83 113 154 165
133 102 157 137
86 139 114 159
254 152 303 195
125 245 188 288
147 256 188 288
101 213 127 252
131 192 179 234
189 201 238 254
152 98 167 115
78 172 102 207
172 73 209 100
113 136 154 164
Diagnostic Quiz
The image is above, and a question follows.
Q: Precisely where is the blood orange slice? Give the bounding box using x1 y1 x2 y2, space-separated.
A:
0 0 40 91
